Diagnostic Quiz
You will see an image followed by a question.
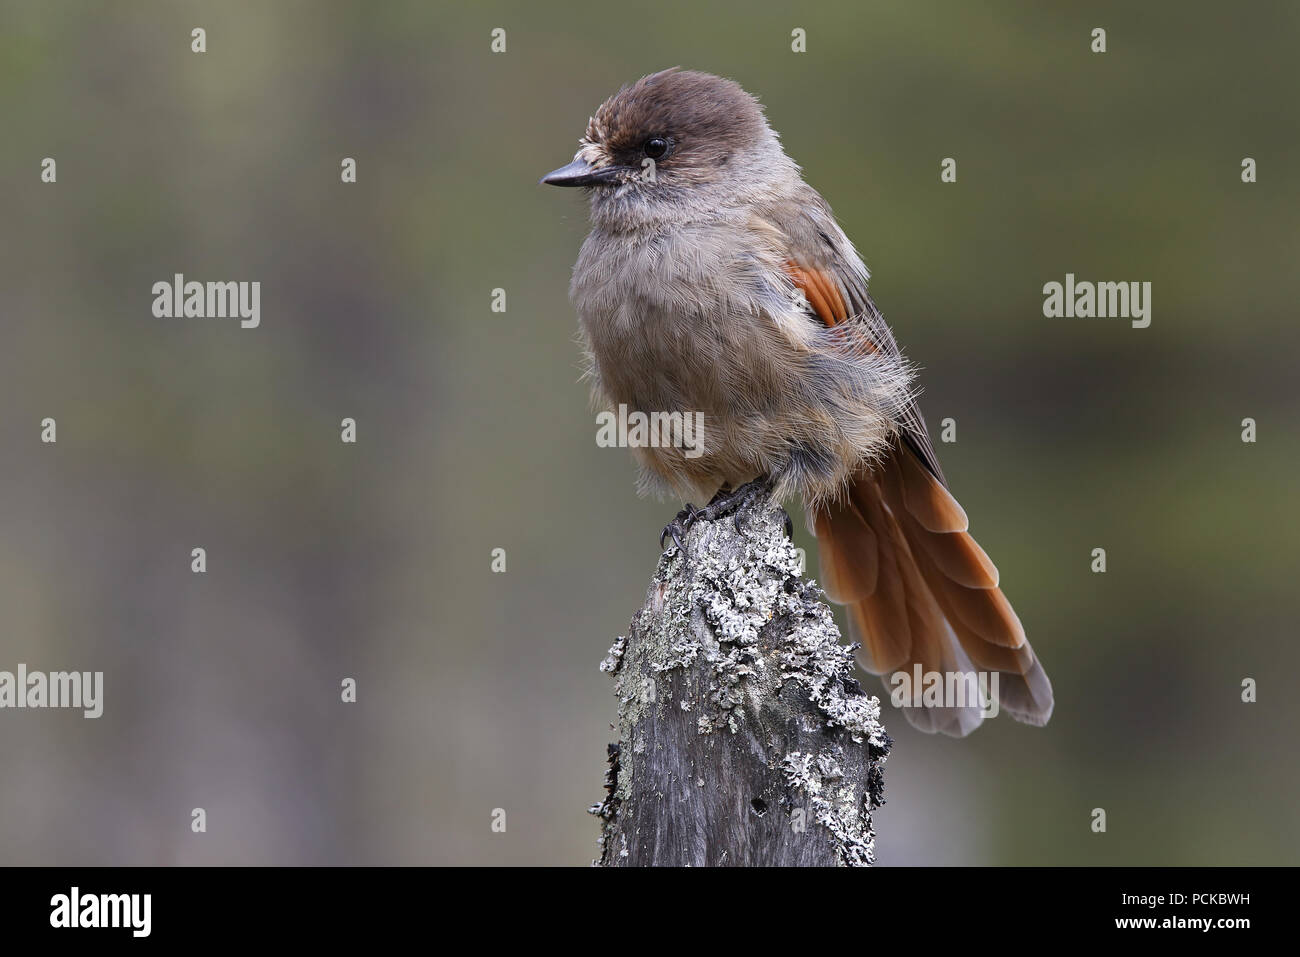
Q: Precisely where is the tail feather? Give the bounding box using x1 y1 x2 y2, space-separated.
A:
816 486 911 674
813 440 1053 736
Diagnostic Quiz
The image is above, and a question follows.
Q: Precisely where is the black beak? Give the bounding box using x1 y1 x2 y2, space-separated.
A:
540 158 626 187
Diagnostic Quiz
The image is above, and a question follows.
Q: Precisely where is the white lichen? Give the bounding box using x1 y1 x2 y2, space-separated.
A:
599 635 626 674
782 747 878 867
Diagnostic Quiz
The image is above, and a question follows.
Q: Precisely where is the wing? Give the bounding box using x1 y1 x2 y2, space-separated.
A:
776 208 947 486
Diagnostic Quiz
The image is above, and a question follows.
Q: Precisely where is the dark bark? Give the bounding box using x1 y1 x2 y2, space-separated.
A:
591 494 890 866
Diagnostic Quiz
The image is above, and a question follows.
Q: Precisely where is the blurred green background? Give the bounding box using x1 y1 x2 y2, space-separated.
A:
1 0 1297 865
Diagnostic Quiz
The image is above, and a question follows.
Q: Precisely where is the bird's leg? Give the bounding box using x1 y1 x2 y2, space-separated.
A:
660 479 785 551
691 477 780 535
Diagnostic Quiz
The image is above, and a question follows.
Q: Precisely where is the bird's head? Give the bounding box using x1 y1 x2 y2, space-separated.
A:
541 68 797 228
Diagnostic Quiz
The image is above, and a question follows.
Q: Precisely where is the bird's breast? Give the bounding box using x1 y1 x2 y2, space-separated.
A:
570 223 796 413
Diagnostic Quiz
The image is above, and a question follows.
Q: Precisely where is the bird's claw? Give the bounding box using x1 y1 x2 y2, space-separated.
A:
659 504 699 551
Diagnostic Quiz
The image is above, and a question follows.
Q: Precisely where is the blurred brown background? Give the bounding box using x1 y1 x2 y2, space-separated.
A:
1 0 1296 865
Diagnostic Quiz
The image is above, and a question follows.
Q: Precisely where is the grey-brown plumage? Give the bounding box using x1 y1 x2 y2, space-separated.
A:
544 68 1052 736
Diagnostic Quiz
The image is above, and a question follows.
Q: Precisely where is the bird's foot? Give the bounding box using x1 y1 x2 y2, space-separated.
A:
659 479 781 552
696 478 773 532
711 479 793 538
659 504 701 551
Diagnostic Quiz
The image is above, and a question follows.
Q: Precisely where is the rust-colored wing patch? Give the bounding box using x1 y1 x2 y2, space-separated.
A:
784 262 849 327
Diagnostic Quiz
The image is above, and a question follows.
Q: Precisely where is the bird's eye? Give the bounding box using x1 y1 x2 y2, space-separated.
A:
643 137 669 160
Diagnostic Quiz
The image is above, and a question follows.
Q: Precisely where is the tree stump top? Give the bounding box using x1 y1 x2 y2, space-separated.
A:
592 495 891 866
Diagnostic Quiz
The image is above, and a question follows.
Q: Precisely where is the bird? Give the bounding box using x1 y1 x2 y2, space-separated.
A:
542 68 1051 736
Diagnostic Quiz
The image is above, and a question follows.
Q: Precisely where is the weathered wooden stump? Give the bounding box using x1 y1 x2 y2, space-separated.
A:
591 494 890 866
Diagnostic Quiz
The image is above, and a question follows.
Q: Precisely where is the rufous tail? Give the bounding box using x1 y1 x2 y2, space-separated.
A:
813 440 1053 736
